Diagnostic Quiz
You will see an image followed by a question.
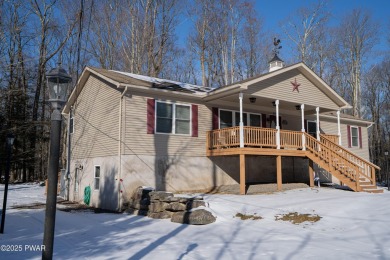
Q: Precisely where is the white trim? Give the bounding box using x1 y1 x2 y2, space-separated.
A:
301 104 305 150
275 100 280 149
316 107 320 141
337 110 341 145
239 93 244 148
155 100 192 136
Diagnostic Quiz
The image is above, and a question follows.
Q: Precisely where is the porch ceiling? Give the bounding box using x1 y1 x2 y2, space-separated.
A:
215 93 335 115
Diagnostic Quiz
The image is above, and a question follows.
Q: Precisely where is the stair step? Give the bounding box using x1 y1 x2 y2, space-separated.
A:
362 188 383 194
359 181 371 185
360 184 376 189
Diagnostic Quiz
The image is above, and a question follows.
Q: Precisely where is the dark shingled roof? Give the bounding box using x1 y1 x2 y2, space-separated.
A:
269 53 284 63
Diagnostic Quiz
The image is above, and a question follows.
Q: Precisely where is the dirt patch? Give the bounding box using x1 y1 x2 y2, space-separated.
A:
275 212 321 224
57 203 120 214
235 212 262 220
177 183 310 195
11 203 46 210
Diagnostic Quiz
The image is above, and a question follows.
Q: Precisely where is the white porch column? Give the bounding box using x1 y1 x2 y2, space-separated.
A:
316 107 320 141
239 92 244 148
276 100 280 149
301 104 306 150
337 110 342 145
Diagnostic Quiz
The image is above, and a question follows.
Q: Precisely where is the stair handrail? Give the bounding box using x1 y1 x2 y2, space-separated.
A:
320 134 380 170
304 133 366 190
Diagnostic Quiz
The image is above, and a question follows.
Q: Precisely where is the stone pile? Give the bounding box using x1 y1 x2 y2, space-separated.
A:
126 187 216 225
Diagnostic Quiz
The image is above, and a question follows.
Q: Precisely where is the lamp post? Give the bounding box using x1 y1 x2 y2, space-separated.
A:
0 133 15 234
385 151 389 191
42 64 71 260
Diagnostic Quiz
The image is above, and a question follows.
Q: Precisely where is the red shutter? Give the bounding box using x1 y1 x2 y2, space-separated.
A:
262 114 267 128
147 99 155 134
192 104 198 137
212 107 219 129
358 127 362 148
347 125 351 148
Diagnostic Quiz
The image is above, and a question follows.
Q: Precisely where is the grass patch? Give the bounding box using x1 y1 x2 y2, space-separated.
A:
235 212 262 220
275 212 321 224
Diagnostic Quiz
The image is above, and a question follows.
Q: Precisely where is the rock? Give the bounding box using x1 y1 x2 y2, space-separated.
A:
132 186 154 201
148 211 173 219
165 202 186 212
171 209 216 225
149 201 169 212
131 201 150 210
186 200 206 210
166 197 181 202
149 191 174 201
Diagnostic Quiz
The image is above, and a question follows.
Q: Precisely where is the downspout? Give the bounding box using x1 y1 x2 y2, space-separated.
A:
118 86 129 212
65 106 73 201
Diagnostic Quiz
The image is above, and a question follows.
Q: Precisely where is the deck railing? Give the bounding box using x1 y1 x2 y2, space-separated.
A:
320 134 380 185
320 134 339 144
206 126 379 190
206 126 277 149
207 127 304 150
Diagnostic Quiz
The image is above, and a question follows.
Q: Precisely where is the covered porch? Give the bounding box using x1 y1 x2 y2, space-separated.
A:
205 126 379 194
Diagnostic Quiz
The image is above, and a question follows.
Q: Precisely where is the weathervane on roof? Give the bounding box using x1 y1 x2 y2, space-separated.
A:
273 38 282 55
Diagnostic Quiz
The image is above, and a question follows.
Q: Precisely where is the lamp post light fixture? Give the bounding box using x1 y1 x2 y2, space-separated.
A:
42 64 71 260
0 133 15 234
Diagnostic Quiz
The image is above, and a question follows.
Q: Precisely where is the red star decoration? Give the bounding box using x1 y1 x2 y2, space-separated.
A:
291 78 300 93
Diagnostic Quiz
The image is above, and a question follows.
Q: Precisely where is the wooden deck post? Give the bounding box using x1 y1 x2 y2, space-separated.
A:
240 154 246 194
276 155 282 191
309 159 314 187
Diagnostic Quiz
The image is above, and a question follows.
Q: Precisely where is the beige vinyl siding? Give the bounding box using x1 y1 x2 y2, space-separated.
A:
249 69 339 111
71 75 120 159
123 95 211 157
341 122 369 160
318 116 370 160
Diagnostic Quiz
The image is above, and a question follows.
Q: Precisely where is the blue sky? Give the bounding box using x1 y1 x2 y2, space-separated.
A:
177 0 389 65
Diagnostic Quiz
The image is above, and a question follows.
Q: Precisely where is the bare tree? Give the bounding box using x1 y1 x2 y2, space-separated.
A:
335 9 378 117
282 0 330 72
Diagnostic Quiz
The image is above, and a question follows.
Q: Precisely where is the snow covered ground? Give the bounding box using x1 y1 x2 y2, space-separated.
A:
1 183 390 260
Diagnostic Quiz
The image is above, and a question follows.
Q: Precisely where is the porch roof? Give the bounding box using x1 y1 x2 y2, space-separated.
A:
202 63 351 111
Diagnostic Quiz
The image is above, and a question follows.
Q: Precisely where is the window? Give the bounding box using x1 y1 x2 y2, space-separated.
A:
351 126 359 147
307 121 317 138
219 109 261 129
74 167 79 192
94 166 100 190
156 101 191 135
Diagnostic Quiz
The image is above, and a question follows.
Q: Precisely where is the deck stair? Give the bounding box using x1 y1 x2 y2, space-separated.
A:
305 133 382 193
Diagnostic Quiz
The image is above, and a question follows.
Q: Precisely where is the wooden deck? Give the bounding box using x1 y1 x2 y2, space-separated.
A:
206 127 381 194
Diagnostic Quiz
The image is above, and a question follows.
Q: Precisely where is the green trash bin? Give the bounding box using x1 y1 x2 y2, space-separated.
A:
84 186 91 205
